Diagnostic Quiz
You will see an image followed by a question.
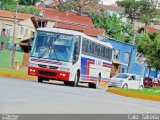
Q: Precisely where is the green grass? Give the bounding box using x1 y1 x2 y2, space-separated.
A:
110 87 160 96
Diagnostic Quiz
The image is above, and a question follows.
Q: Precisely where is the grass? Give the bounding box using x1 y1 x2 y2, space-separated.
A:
109 87 160 96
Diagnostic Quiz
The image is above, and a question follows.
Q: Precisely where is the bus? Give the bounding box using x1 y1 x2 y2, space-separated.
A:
28 28 113 88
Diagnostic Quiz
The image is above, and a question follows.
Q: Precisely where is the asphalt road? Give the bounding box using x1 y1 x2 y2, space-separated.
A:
0 77 160 114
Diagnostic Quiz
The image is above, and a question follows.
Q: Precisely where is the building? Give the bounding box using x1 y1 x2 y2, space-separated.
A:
0 10 36 46
34 7 105 37
98 37 144 77
0 10 36 68
99 37 160 79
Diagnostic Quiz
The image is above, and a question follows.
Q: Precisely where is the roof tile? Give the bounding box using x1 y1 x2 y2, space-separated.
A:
144 26 160 33
0 10 33 20
55 22 105 37
36 7 94 27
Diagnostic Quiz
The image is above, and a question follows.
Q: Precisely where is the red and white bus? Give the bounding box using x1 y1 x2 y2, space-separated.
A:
28 28 113 88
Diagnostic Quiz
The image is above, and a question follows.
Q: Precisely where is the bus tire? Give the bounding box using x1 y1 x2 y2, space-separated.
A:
64 81 69 85
38 77 43 83
88 75 101 89
71 73 79 87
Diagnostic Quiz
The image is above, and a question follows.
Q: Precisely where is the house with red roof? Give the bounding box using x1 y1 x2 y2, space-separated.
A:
0 10 36 44
34 7 105 37
138 26 160 33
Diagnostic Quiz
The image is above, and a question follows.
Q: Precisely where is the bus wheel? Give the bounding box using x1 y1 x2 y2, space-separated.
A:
88 75 101 89
94 75 101 89
70 73 79 87
38 77 43 83
64 81 69 85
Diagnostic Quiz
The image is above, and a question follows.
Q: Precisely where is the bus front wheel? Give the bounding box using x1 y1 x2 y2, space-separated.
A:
70 73 79 87
38 77 43 83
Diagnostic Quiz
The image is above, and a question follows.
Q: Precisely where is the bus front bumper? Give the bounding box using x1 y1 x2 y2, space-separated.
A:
28 66 70 81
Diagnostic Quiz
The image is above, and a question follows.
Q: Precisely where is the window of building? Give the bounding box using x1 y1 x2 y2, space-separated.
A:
125 52 130 61
113 49 120 60
1 24 11 36
20 26 24 35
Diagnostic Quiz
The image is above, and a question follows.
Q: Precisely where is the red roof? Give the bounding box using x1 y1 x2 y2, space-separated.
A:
144 27 160 33
0 10 34 20
36 7 94 27
55 22 105 37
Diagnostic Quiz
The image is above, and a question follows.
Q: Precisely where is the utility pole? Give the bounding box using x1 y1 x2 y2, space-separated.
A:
126 34 136 73
11 8 18 68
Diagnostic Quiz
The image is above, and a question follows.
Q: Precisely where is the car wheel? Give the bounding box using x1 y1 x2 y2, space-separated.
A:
139 85 143 90
123 84 128 89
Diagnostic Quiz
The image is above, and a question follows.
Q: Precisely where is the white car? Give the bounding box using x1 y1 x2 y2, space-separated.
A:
108 73 144 90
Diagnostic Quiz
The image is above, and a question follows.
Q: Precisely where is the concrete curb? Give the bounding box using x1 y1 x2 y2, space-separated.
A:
107 88 160 102
0 72 37 80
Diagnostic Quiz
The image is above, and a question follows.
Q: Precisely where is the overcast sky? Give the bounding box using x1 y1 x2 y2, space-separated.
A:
102 0 118 5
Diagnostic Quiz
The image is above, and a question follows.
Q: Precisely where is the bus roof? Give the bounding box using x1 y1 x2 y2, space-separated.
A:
37 28 113 48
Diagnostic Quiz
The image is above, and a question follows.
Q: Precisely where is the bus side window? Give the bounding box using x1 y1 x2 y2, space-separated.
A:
73 36 81 64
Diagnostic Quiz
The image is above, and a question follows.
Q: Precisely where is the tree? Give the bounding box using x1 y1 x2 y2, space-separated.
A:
89 11 135 43
19 0 35 5
116 0 138 23
0 0 18 5
55 0 99 14
3 5 39 15
137 33 160 70
117 0 158 25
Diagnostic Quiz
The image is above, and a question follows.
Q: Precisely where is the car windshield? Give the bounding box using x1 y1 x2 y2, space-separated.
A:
114 73 129 79
31 31 76 62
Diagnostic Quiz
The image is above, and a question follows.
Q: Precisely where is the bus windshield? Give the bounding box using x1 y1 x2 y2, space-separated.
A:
31 31 76 62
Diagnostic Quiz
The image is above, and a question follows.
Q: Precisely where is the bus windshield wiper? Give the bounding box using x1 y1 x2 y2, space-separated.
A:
38 46 51 59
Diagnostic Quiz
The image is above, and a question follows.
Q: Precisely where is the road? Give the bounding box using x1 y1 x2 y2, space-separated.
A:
0 77 160 114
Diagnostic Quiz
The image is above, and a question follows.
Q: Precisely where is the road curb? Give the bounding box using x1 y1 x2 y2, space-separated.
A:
0 72 37 80
107 88 160 102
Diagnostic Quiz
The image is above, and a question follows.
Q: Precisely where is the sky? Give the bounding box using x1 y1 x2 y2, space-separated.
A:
101 0 118 5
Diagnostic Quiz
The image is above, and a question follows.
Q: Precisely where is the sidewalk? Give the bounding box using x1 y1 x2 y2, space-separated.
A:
0 67 107 87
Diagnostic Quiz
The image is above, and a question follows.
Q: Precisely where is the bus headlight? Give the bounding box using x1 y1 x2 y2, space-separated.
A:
29 63 37 67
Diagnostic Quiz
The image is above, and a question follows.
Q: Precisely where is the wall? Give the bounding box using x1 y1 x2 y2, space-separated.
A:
18 18 36 40
0 49 23 68
105 38 144 76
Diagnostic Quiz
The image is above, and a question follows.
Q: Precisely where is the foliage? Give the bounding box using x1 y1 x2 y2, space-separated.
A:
89 11 135 43
3 5 39 15
117 0 158 25
55 0 99 14
0 0 18 5
19 0 35 5
19 6 39 15
137 33 160 68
